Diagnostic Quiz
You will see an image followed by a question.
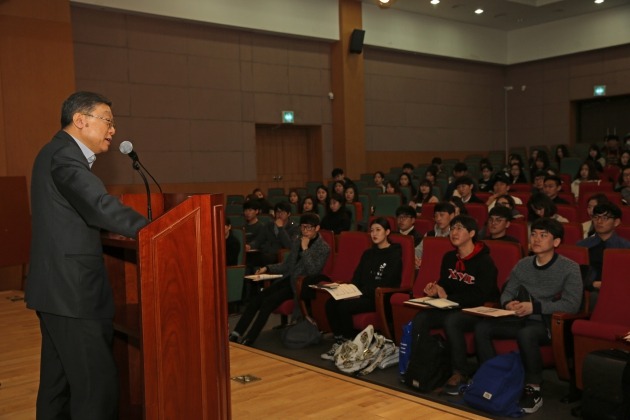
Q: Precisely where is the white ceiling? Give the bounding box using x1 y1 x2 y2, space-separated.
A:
364 0 630 30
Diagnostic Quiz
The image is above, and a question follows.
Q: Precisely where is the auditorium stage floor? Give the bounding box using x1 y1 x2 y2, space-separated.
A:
230 343 487 419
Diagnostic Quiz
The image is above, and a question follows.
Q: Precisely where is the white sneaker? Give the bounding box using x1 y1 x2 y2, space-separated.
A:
320 342 341 360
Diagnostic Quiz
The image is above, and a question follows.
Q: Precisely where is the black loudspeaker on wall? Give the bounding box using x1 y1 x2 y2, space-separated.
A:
349 29 365 54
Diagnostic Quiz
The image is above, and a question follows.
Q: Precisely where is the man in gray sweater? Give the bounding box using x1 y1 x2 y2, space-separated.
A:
474 218 582 414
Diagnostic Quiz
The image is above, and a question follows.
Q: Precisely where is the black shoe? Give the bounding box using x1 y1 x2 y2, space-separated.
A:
520 385 543 414
228 333 240 343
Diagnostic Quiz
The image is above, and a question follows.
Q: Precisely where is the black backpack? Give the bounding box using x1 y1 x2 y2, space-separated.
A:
404 334 451 392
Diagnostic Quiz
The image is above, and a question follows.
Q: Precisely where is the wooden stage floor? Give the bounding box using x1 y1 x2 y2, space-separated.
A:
0 291 486 419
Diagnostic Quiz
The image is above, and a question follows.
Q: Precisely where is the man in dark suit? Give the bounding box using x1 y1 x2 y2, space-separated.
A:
26 91 148 419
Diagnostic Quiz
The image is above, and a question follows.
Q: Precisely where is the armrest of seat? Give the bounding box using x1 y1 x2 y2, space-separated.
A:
551 311 590 381
375 286 412 339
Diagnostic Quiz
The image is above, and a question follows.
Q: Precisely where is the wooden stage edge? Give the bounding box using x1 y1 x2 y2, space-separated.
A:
230 343 488 419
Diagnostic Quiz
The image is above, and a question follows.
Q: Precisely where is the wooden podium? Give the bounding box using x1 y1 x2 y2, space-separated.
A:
103 193 230 419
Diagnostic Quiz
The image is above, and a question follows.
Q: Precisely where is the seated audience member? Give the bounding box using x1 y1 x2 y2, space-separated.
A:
543 175 570 204
509 163 527 184
618 149 630 170
554 144 569 169
344 183 363 227
478 164 494 193
478 206 520 244
531 170 546 194
251 188 272 214
530 152 552 181
300 195 317 214
374 170 386 193
332 167 352 185
321 217 402 359
586 144 605 172
248 201 300 268
344 183 360 206
424 165 439 186
287 189 301 208
315 185 330 210
495 194 524 219
455 176 484 204
577 202 630 310
416 202 456 264
243 200 264 251
225 217 241 266
615 166 630 205
385 180 406 204
444 162 469 200
431 157 444 176
332 180 345 196
395 205 423 268
320 193 351 234
527 193 568 225
398 172 417 199
486 173 523 210
229 213 330 346
570 161 600 200
411 215 499 395
410 179 439 215
402 162 418 180
474 218 582 414
602 134 620 166
581 193 609 238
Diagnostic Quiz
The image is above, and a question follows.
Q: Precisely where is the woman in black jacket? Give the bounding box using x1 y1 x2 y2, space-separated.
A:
321 217 403 360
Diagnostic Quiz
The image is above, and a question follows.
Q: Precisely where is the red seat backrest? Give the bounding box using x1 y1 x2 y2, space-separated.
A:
616 225 630 241
466 203 488 227
556 244 589 266
558 191 576 205
509 183 530 193
578 181 613 198
591 249 630 325
419 203 435 220
510 191 531 205
329 231 371 283
318 229 336 277
562 222 584 246
556 204 579 223
506 220 528 254
483 240 523 291
388 233 415 289
476 192 491 202
514 204 529 221
412 237 453 297
414 218 433 237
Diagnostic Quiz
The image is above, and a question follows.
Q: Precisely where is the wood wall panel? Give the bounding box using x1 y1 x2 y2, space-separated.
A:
0 0 76 289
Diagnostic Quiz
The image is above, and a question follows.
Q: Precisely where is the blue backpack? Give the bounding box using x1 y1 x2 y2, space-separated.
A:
398 321 413 379
463 352 524 417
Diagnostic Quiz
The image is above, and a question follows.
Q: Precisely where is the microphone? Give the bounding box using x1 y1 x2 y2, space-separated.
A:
119 140 139 162
118 140 163 221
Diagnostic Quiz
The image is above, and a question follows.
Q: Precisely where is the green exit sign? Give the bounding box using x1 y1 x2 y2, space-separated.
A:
594 85 606 96
281 111 294 124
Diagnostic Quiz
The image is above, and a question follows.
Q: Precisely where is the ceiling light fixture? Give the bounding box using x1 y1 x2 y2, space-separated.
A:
475 8 484 15
430 0 440 5
594 0 604 4
377 0 396 8
377 0 397 8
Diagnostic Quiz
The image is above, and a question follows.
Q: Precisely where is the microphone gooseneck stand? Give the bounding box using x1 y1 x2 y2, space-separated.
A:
132 160 153 221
